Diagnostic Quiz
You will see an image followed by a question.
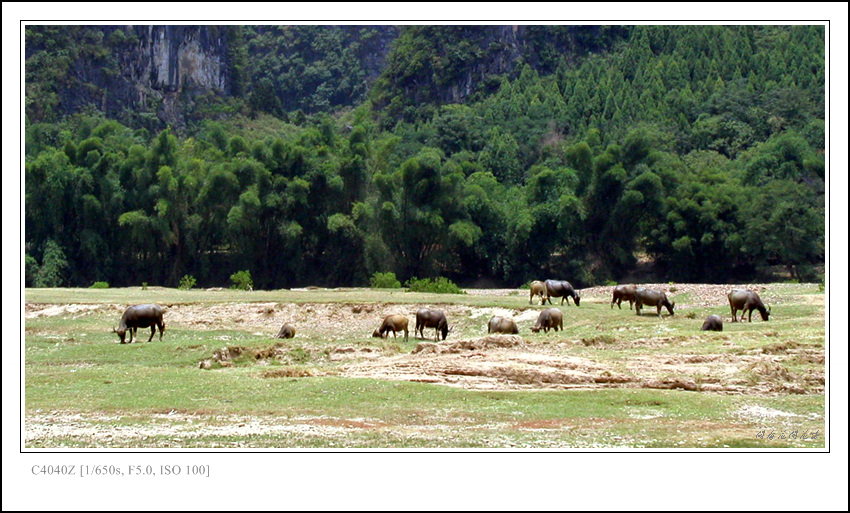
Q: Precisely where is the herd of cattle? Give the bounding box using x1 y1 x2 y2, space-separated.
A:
110 279 771 344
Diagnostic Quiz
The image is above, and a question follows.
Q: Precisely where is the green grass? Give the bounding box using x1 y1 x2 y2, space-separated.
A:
24 284 826 448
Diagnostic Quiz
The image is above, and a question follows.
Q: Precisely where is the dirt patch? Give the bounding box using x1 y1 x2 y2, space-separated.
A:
334 335 821 394
25 303 117 319
412 335 525 354
343 336 634 391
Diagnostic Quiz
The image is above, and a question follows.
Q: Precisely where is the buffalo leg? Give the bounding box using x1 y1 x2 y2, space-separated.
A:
129 328 135 343
657 305 662 317
629 300 634 310
148 326 156 342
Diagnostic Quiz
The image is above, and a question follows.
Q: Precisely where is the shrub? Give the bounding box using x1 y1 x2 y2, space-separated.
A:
370 271 401 288
405 276 466 294
141 282 148 290
230 269 254 290
178 274 197 290
89 281 109 288
25 254 39 287
34 239 68 287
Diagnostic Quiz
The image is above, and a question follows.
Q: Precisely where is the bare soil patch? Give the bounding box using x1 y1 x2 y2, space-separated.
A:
337 335 821 395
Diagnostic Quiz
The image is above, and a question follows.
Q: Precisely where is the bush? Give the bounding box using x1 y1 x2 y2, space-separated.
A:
141 282 148 290
34 239 68 287
230 269 254 290
370 271 401 288
178 274 197 290
405 276 466 294
89 281 109 288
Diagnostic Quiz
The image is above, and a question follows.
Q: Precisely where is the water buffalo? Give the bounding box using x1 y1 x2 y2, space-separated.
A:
415 309 451 341
276 323 296 339
634 288 675 317
372 314 409 341
530 308 564 333
543 279 581 306
728 289 770 322
611 284 637 310
528 280 548 305
113 304 165 344
701 314 723 331
487 316 519 334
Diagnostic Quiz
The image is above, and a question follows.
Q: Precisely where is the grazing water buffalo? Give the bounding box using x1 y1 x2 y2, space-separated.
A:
415 309 451 341
544 280 580 306
113 304 165 344
634 288 675 317
528 280 548 305
611 284 638 310
701 314 723 332
487 316 519 334
530 308 563 333
276 323 296 339
372 314 409 341
728 289 770 322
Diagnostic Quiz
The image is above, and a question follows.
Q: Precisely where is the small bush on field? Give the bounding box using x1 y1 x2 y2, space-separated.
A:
178 274 197 290
405 276 465 294
261 367 317 378
288 347 312 364
605 280 618 287
230 270 253 290
89 281 109 289
370 271 401 288
582 335 617 346
818 279 825 292
684 311 696 319
141 282 148 290
519 282 531 290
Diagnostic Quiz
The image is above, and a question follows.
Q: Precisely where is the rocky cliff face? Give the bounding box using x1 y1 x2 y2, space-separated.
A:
26 25 232 129
108 25 230 128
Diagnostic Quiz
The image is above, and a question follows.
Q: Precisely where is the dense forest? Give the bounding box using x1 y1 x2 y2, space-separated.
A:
24 25 826 289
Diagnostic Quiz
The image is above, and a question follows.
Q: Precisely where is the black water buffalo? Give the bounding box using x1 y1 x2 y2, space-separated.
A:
487 316 519 334
611 284 638 309
530 308 563 333
728 289 770 322
373 314 409 341
528 280 548 305
543 280 580 306
415 309 451 341
634 288 675 317
701 314 723 331
114 304 165 344
276 323 296 339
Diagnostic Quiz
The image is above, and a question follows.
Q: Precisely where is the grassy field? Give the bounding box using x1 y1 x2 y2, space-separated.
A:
23 283 826 449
